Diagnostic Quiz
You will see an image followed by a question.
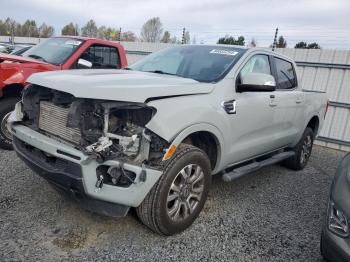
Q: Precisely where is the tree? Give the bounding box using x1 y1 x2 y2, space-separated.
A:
140 17 163 42
81 19 98 37
0 18 54 38
307 42 321 49
295 41 307 48
62 22 78 36
276 36 287 48
122 31 137 42
15 23 22 36
295 41 320 49
21 19 39 37
39 23 54 38
5 18 18 42
161 31 171 43
217 35 245 46
0 20 6 35
236 36 245 46
249 38 257 47
106 27 119 41
97 26 108 39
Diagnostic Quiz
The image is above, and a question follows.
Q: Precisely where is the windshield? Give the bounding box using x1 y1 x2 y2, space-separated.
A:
22 38 84 65
129 45 246 82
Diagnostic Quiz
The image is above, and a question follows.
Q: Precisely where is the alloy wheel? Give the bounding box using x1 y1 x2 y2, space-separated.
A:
300 135 312 165
166 164 205 222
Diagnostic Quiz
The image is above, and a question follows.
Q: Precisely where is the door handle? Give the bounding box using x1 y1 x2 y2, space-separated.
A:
269 94 277 107
296 99 302 104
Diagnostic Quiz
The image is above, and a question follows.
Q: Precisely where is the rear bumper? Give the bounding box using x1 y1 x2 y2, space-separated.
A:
11 124 163 213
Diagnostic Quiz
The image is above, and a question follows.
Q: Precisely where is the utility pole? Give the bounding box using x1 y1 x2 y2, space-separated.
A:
118 27 122 42
181 27 185 44
272 27 278 51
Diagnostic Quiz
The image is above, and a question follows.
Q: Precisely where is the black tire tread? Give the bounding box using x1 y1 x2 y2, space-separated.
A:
0 97 19 150
283 127 314 170
136 144 210 235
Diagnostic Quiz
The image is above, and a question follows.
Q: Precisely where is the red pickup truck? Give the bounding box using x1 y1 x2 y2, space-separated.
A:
0 36 127 149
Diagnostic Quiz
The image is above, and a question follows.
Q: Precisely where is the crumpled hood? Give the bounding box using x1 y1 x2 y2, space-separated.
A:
27 69 214 103
0 53 49 65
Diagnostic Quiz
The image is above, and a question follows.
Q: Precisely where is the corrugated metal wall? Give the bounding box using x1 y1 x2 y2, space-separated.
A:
122 43 350 151
276 48 350 151
1 37 349 151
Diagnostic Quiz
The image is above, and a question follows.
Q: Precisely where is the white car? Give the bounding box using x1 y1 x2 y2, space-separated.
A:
9 45 328 235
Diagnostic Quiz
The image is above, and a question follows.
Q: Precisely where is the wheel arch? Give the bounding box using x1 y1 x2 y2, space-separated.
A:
167 123 224 174
2 83 23 98
306 115 320 136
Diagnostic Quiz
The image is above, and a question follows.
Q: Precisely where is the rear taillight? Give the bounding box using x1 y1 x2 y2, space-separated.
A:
325 99 330 119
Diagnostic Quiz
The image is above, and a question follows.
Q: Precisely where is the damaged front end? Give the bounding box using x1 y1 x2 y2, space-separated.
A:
14 85 169 192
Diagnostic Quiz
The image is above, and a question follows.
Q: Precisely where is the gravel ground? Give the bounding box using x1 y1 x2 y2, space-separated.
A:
0 145 346 262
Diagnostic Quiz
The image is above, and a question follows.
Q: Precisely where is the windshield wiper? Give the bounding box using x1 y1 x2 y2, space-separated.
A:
145 70 177 76
28 54 47 63
124 67 132 70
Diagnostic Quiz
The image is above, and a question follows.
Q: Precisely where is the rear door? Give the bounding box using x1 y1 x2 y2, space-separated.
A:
270 56 302 147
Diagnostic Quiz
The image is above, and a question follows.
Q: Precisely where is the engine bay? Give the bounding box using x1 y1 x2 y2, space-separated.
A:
20 85 168 166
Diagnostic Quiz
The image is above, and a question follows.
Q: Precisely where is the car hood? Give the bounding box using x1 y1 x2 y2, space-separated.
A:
0 53 49 65
27 69 214 103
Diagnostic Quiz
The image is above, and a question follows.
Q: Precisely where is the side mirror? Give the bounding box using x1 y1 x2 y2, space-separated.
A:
77 58 92 69
237 73 276 92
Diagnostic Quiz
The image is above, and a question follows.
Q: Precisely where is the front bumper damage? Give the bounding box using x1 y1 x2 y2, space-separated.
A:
11 124 163 217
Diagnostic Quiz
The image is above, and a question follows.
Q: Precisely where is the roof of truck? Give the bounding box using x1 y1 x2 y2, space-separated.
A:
50 36 124 47
174 44 294 62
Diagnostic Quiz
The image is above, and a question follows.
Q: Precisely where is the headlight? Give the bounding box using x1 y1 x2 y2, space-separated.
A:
328 201 349 237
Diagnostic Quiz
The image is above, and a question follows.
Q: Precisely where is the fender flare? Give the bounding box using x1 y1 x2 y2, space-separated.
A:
164 123 225 174
292 112 322 146
3 71 25 87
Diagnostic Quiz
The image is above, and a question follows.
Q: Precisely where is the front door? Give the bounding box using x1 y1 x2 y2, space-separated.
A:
225 54 278 165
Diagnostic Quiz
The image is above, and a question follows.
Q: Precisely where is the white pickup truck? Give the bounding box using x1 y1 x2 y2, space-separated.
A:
8 45 328 235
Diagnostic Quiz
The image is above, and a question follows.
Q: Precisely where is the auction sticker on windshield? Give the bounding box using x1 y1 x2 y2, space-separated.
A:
210 49 238 56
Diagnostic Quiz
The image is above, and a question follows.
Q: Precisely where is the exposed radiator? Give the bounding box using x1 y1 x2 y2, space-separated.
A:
39 101 81 144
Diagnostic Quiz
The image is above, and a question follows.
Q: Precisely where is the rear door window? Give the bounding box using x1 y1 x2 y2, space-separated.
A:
274 57 297 89
79 45 120 69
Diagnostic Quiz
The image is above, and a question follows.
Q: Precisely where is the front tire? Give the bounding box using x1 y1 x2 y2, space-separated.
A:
136 144 211 235
283 127 314 170
0 97 19 150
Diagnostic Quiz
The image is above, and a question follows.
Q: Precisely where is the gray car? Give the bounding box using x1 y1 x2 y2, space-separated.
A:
321 152 350 261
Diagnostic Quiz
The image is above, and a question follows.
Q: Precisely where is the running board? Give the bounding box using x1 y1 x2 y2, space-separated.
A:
222 151 295 182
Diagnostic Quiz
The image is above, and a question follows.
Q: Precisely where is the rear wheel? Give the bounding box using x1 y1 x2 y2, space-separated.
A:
0 97 19 150
136 144 211 235
283 127 314 170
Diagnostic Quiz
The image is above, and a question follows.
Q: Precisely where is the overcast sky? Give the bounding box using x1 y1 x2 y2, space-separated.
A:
2 0 350 49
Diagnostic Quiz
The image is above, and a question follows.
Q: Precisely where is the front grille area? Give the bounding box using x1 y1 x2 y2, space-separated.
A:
39 101 81 144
